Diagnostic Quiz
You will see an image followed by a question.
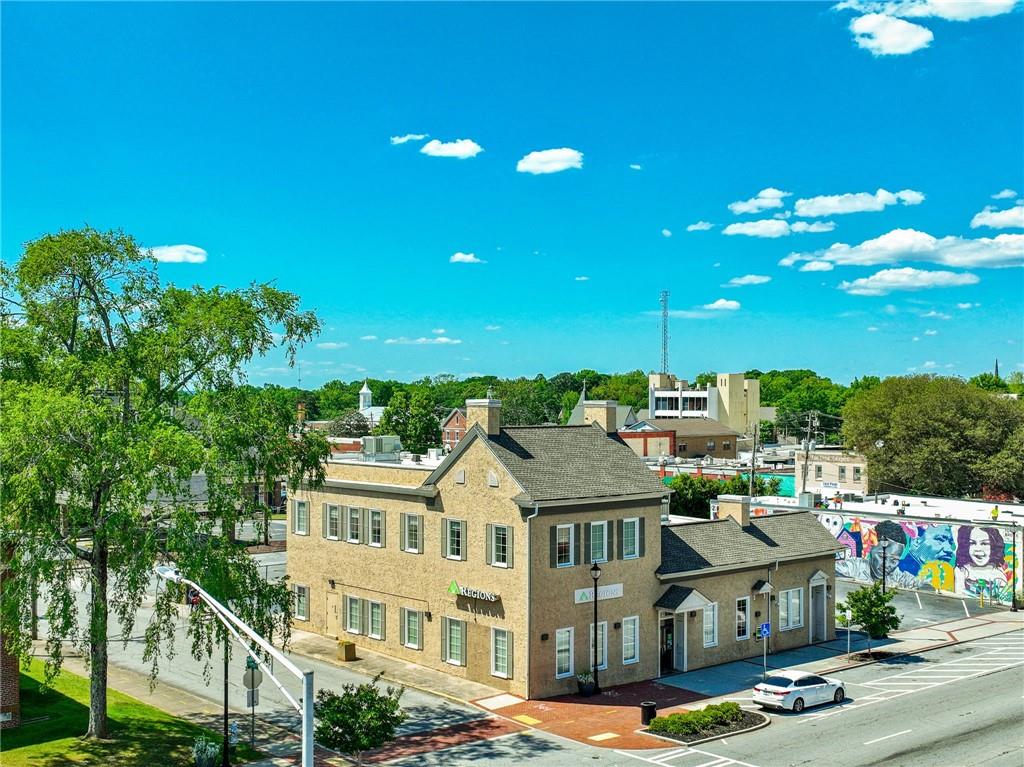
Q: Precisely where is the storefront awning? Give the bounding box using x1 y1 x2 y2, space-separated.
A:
654 585 711 612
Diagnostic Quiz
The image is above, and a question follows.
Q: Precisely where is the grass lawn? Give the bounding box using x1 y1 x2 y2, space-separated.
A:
0 660 263 766
269 513 286 521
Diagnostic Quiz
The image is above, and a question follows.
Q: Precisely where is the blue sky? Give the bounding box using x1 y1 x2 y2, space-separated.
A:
3 1 1022 387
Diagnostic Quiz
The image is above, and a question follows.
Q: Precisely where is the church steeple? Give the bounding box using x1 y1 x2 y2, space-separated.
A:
359 380 372 411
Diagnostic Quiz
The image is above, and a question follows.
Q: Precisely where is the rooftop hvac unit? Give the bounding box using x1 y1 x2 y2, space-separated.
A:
427 448 443 461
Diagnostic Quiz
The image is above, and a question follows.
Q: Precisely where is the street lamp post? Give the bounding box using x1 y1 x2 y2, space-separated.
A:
590 562 602 695
1012 523 1019 613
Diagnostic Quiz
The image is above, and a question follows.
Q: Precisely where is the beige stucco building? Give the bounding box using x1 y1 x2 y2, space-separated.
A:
795 447 869 497
287 398 840 700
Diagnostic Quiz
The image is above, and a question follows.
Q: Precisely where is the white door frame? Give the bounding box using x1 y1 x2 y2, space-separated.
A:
808 571 828 644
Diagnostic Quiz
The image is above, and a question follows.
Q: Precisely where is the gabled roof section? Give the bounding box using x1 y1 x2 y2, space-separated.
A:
658 511 842 576
626 418 741 437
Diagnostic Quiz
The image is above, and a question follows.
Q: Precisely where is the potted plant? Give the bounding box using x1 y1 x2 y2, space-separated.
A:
338 639 357 661
576 670 596 697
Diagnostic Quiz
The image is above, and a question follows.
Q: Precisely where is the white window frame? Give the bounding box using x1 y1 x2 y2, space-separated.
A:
555 627 574 679
326 504 341 540
590 521 608 564
735 597 750 641
402 608 422 650
444 617 466 666
622 616 639 665
293 584 309 621
403 514 421 554
491 524 510 568
491 627 510 679
346 507 361 544
445 519 465 561
345 595 361 634
556 524 574 568
368 600 383 639
780 588 804 631
814 465 823 480
589 621 608 671
293 501 309 536
854 466 863 482
838 466 847 481
622 517 639 560
369 509 383 548
706 440 716 451
703 603 718 648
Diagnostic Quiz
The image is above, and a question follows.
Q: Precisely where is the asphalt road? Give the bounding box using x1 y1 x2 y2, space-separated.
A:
834 578 1008 627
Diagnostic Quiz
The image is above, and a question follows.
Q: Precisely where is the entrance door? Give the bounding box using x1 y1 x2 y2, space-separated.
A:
811 584 826 643
659 618 674 675
325 592 340 638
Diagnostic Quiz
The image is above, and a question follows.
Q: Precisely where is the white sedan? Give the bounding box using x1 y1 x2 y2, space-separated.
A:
752 670 846 712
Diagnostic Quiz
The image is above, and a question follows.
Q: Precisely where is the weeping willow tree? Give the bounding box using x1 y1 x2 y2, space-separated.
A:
0 227 328 739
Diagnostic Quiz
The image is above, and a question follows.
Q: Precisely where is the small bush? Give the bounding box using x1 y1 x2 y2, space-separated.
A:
648 702 743 737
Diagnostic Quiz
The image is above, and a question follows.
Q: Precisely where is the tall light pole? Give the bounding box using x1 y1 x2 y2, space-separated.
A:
1012 523 1019 613
590 562 602 694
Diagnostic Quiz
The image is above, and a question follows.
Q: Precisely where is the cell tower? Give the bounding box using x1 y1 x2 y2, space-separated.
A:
660 289 670 373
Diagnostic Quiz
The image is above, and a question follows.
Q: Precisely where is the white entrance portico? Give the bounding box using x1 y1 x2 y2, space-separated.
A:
655 585 711 674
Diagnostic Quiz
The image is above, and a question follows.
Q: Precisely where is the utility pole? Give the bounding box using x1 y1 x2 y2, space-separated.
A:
748 421 758 498
660 290 670 374
799 411 818 496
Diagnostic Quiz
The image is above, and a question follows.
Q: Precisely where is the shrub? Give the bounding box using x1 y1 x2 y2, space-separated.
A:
647 702 743 737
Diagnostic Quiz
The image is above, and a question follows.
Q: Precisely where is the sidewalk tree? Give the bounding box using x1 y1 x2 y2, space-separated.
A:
314 675 407 765
0 227 322 739
836 583 900 655
329 410 370 438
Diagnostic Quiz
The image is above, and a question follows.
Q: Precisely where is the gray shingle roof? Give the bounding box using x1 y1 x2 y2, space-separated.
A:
658 511 842 575
654 585 695 610
485 423 668 503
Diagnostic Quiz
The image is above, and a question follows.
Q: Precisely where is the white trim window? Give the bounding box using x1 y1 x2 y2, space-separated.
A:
491 627 510 679
780 588 804 631
491 524 510 568
590 521 607 563
555 627 574 678
401 608 422 650
368 601 384 639
326 505 341 540
590 621 608 671
443 617 466 666
401 513 422 554
444 519 465 561
622 518 640 559
293 585 309 621
345 595 361 634
735 597 750 641
622 616 639 665
369 510 384 547
293 501 309 536
556 524 574 567
703 603 718 648
347 507 361 544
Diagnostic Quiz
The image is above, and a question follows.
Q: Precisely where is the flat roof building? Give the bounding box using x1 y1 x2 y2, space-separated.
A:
648 372 766 436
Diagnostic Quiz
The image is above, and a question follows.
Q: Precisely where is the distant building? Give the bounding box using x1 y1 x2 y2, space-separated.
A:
620 418 741 459
440 408 467 452
794 447 868 496
648 372 766 435
566 389 640 429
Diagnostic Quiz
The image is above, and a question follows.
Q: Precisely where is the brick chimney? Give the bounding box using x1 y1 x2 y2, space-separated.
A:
716 494 750 527
582 400 618 434
466 389 501 436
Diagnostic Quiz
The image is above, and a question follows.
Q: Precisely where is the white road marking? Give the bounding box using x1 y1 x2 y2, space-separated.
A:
863 728 912 745
615 746 761 767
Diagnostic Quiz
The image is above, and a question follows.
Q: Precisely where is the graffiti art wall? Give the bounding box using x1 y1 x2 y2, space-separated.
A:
816 512 1021 604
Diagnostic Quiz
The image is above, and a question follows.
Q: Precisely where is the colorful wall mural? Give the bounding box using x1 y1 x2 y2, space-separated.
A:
817 513 1020 604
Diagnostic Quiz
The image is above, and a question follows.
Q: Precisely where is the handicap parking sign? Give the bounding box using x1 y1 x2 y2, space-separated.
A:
758 622 771 638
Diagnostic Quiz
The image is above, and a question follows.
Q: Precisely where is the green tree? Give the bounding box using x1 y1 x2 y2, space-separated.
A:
0 227 320 739
314 676 407 766
758 420 776 445
978 425 1024 498
406 389 441 453
376 390 411 439
968 372 1009 392
843 375 1024 496
1006 371 1024 396
837 583 900 655
329 410 371 438
592 370 648 410
694 371 716 387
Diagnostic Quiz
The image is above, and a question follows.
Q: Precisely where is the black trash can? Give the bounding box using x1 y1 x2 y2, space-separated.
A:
640 700 658 726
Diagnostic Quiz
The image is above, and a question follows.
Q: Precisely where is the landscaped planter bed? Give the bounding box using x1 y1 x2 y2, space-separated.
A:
643 708 769 745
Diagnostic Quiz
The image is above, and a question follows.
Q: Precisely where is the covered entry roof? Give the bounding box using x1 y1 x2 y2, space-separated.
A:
654 585 711 611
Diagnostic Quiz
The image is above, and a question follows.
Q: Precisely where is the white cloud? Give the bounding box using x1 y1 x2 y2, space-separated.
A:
484 324 502 331
432 328 446 335
800 260 835 272
838 267 980 296
316 341 349 350
728 187 791 215
703 298 741 311
574 276 590 281
629 164 643 171
849 13 934 55
390 133 428 145
384 336 463 345
913 337 921 342
956 302 979 309
992 188 1017 200
970 204 1024 229
782 228 1024 269
867 326 879 332
790 221 837 233
686 221 714 232
661 229 673 238
837 1 1019 22
722 219 792 238
450 252 485 264
360 335 378 341
144 244 208 264
726 274 772 286
420 138 483 159
516 148 583 175
794 188 924 217
924 329 938 335
921 360 938 369
922 310 951 319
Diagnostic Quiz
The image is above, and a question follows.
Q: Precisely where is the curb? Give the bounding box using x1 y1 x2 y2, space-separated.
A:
639 711 771 747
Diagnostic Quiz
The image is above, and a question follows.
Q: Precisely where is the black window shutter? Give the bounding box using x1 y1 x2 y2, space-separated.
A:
549 525 557 568
616 519 625 559
606 520 615 562
573 523 581 566
639 516 646 558
583 523 592 565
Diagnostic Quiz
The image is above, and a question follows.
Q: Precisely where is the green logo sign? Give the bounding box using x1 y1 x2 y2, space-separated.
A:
447 580 460 595
446 579 499 602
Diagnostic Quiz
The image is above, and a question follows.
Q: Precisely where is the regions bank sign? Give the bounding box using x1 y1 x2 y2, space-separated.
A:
447 580 500 602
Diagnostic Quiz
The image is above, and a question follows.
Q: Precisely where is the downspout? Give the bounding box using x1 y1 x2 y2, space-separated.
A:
767 560 779 654
525 503 540 699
